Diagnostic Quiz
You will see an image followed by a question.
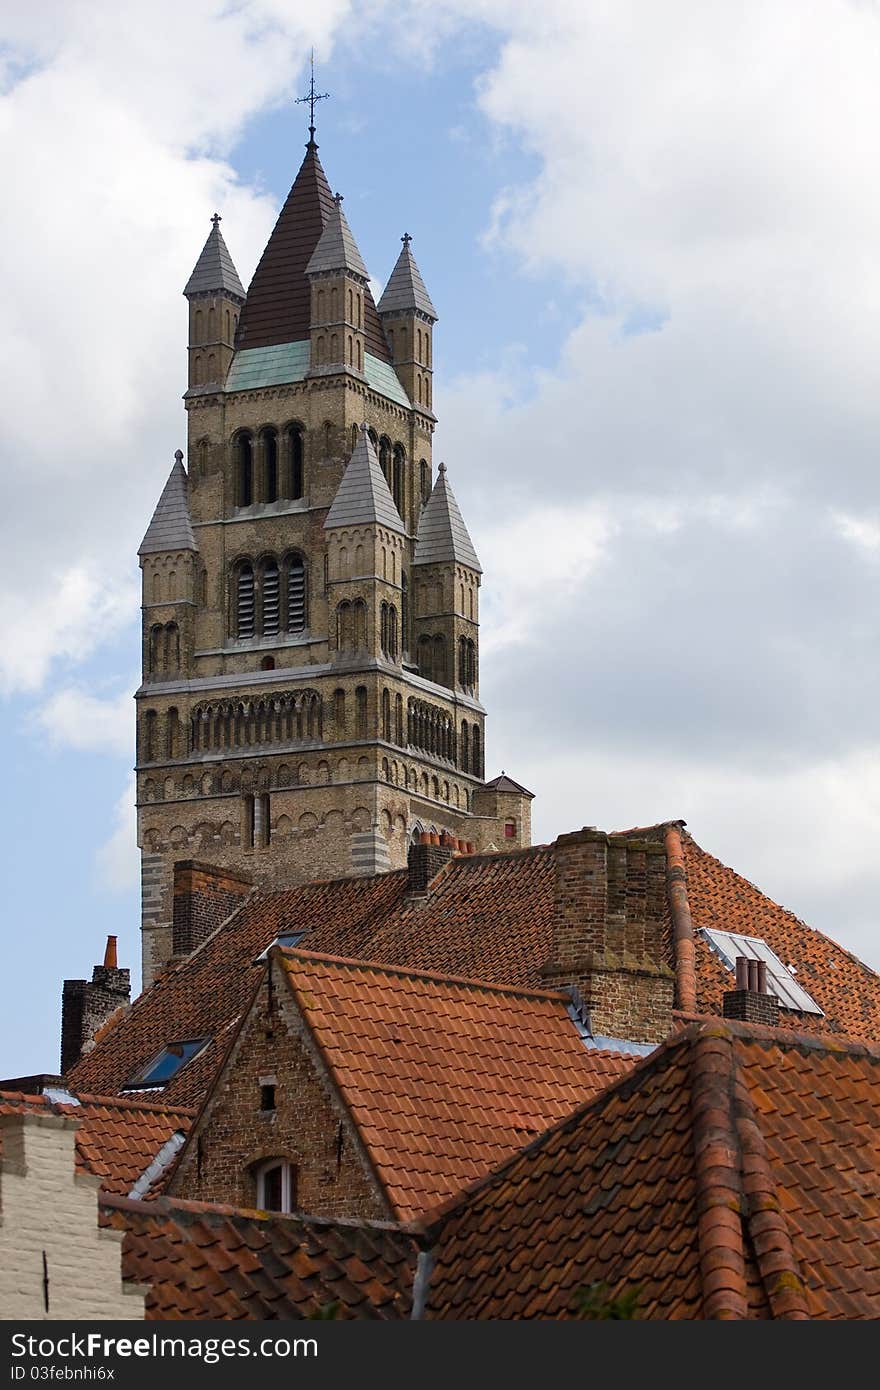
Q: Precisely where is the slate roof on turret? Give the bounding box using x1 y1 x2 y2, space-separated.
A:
234 141 390 361
324 427 405 534
305 195 368 279
483 774 535 798
183 217 245 300
138 454 197 556
377 238 437 320
413 464 480 571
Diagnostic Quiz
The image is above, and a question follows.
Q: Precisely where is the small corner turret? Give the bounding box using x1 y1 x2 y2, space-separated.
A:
412 463 481 700
378 233 437 414
183 213 246 394
305 192 370 378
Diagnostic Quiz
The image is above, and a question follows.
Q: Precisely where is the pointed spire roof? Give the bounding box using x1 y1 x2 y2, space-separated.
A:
235 143 390 360
413 463 480 570
183 214 246 300
324 425 405 534
139 452 197 556
377 234 437 320
305 193 368 279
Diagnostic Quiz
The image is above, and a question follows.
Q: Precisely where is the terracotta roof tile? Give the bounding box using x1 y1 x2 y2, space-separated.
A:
278 950 633 1221
0 1090 193 1196
418 1020 880 1320
100 1195 417 1320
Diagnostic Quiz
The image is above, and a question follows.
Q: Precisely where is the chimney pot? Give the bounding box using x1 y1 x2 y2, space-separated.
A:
747 959 760 992
103 936 118 969
735 956 749 990
756 959 768 995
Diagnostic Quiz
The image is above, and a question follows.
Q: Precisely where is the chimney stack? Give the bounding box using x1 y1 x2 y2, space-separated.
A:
61 941 131 1073
407 832 456 896
723 955 779 1027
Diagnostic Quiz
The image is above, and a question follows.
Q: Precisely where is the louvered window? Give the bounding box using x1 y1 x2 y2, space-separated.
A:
237 565 255 638
262 562 280 636
287 557 306 632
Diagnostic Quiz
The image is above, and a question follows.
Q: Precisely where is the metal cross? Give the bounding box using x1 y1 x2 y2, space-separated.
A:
296 49 329 141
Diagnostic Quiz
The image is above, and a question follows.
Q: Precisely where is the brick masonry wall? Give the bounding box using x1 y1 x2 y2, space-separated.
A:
170 962 390 1222
172 860 252 957
0 1114 144 1320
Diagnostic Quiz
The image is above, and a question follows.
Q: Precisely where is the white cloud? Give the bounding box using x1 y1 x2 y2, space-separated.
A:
95 773 139 893
33 684 133 756
0 567 138 696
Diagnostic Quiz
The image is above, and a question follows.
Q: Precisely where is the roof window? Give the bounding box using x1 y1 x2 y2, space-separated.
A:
699 928 823 1015
122 1038 210 1090
254 930 306 962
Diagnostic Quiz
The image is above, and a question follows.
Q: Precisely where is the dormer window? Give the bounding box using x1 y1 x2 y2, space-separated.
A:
123 1037 210 1090
699 928 823 1015
253 930 306 963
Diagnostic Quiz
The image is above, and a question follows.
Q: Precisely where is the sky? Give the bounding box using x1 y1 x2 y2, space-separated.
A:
3 0 880 1076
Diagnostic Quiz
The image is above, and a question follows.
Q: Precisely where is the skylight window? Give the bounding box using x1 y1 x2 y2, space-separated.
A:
699 928 823 1015
254 930 306 962
123 1038 210 1090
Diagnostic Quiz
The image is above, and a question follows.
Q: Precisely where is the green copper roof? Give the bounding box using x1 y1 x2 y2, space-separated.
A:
224 340 410 408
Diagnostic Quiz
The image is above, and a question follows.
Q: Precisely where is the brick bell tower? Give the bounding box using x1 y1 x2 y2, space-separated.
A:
135 123 533 986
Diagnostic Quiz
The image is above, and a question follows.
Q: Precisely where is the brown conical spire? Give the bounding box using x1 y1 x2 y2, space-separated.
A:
235 145 390 361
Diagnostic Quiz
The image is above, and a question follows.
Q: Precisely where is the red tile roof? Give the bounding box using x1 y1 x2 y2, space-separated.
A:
67 824 880 1114
0 1091 193 1196
100 1194 417 1320
417 1020 880 1320
277 950 633 1220
680 830 880 1037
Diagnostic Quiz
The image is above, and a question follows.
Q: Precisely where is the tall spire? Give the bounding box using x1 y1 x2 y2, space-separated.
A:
183 214 245 300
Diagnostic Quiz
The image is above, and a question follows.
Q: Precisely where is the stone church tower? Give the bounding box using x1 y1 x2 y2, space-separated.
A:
136 131 533 985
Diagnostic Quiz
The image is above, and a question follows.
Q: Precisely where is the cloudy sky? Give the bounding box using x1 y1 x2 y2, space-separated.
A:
3 0 880 1076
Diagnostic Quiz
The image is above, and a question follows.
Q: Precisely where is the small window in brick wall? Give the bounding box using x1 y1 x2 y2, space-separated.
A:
256 1159 297 1213
504 819 517 839
260 1083 276 1112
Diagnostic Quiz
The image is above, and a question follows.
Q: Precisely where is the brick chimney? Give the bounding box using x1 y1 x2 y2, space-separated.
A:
61 937 131 1073
723 956 780 1027
542 828 674 1043
407 834 456 896
171 861 252 958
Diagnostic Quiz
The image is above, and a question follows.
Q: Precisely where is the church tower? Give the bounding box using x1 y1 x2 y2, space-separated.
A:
135 125 533 985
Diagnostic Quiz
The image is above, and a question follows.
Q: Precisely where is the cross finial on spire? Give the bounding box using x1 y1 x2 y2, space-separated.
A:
335 191 344 205
296 48 330 145
174 449 184 462
211 213 221 228
438 460 447 475
402 232 412 247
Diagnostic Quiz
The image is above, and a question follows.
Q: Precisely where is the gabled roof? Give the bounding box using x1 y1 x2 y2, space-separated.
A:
100 1194 417 1320
183 215 246 300
324 425 405 534
234 142 390 361
419 1020 880 1320
0 1090 193 1197
377 235 437 320
482 773 534 797
413 464 481 571
305 194 368 279
277 950 633 1221
67 827 880 1111
138 453 196 557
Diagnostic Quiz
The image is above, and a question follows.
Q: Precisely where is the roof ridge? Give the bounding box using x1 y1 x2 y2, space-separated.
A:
277 946 573 1003
67 1092 197 1117
99 1189 410 1234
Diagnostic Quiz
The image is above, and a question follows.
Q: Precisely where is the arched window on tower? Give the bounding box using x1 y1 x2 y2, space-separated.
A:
420 459 430 504
163 623 180 674
166 708 180 759
236 433 253 507
471 726 482 778
395 692 403 745
235 562 255 638
193 309 203 344
260 558 280 636
148 624 163 675
286 553 306 632
353 599 367 650
392 444 405 516
432 633 447 686
355 686 368 738
382 688 391 742
350 423 359 453
418 634 433 682
143 709 157 763
378 437 392 487
286 424 304 499
334 688 346 733
401 574 410 656
460 721 470 773
336 601 353 651
261 428 278 504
